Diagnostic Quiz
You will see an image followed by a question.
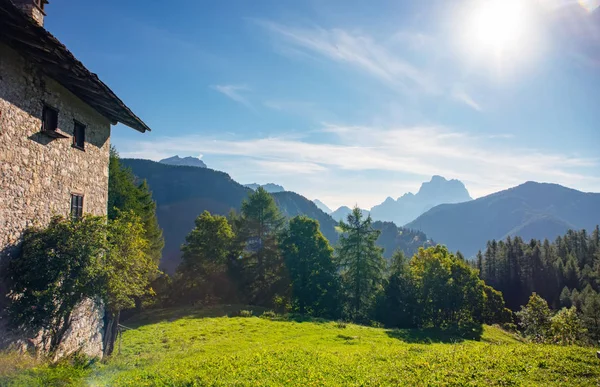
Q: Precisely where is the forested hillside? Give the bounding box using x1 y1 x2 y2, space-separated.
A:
271 191 339 244
122 159 251 273
406 182 600 256
122 159 435 271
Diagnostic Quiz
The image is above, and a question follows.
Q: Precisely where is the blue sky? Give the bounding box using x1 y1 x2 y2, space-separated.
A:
46 0 600 209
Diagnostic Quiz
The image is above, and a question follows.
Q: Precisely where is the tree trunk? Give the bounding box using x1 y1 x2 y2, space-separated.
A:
103 310 120 357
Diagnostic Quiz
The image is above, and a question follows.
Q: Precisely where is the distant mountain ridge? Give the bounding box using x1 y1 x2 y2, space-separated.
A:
370 175 472 226
244 183 285 193
313 199 332 214
330 206 370 222
159 155 207 168
405 181 600 257
122 158 436 273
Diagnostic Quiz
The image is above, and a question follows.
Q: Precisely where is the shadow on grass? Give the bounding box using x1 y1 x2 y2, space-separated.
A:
122 304 271 328
385 324 484 344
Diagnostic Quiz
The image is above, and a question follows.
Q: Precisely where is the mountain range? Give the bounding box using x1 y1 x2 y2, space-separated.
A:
159 155 207 168
406 181 600 257
122 159 434 273
369 175 472 226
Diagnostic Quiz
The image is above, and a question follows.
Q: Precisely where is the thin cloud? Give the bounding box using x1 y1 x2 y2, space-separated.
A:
256 21 439 94
452 87 482 111
120 123 600 202
211 84 253 109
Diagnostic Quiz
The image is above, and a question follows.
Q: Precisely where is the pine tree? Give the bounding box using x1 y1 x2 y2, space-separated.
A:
280 216 339 317
238 187 287 306
337 207 385 322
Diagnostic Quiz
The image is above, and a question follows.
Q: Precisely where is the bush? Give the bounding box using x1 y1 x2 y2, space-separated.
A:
239 310 253 318
261 311 277 319
550 307 586 345
516 293 552 343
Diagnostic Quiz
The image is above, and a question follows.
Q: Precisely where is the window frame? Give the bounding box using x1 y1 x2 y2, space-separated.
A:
41 104 58 133
70 193 84 221
72 120 86 150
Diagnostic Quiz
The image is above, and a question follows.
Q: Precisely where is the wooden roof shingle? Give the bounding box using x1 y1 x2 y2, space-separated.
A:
0 0 151 132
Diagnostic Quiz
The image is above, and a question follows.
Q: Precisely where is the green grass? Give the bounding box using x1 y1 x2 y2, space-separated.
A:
3 305 600 386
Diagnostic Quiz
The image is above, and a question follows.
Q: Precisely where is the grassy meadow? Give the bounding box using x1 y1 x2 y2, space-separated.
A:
2 305 599 386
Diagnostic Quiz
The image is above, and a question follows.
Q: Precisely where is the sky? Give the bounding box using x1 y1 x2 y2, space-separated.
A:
45 0 600 210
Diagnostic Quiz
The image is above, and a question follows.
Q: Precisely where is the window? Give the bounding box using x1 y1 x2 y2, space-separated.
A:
70 194 84 220
73 122 85 150
42 104 58 132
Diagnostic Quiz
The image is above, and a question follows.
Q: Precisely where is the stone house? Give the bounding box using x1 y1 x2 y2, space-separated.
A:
0 0 150 357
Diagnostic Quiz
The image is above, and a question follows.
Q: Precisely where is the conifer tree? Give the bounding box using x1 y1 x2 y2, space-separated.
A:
337 207 385 321
238 187 287 306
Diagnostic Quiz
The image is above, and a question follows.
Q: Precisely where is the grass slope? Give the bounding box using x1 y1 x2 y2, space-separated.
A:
3 305 600 386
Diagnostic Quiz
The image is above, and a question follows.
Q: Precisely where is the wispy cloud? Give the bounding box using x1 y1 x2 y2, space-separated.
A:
211 84 253 109
119 122 599 207
257 21 439 94
452 86 482 111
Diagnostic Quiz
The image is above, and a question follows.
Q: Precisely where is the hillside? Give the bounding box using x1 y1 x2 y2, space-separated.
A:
5 305 599 386
122 159 251 273
370 175 472 226
373 221 435 259
271 191 339 243
406 181 600 256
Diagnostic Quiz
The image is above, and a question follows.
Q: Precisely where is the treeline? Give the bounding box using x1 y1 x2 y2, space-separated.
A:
475 228 600 342
163 188 509 332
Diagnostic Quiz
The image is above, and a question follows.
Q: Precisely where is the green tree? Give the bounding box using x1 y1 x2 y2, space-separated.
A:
4 216 106 356
550 306 585 345
483 284 512 325
580 291 600 342
516 293 552 342
280 216 339 318
178 211 235 303
238 187 287 306
559 287 572 308
379 250 417 328
108 147 164 266
103 210 159 356
410 245 486 330
337 207 385 322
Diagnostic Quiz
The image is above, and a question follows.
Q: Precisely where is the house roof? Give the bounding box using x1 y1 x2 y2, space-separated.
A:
0 0 151 132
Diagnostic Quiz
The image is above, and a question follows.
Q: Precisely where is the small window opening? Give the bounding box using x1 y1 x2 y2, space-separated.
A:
70 194 84 220
42 105 58 132
73 122 85 150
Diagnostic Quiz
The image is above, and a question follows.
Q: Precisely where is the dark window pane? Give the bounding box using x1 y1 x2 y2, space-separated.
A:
73 122 85 149
42 105 58 132
70 194 84 220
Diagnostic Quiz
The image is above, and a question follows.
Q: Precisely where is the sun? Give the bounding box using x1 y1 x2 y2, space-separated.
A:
464 0 531 60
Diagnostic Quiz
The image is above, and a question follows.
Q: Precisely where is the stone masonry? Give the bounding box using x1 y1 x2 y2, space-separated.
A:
0 41 109 358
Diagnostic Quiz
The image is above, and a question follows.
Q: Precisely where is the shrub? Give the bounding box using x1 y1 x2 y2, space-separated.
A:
550 307 586 345
239 310 253 318
261 311 277 319
516 293 552 342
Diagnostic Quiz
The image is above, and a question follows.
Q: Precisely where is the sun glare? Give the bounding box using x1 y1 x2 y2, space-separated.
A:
462 0 536 66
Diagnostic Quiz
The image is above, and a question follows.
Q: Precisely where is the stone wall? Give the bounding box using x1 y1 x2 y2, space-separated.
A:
0 42 110 358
